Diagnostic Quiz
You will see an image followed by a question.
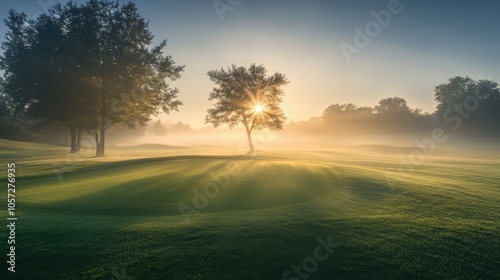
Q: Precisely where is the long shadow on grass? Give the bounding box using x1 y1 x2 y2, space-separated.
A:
345 177 395 201
26 158 347 216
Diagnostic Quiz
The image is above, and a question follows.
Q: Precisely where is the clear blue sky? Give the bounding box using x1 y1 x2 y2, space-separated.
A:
1 0 499 128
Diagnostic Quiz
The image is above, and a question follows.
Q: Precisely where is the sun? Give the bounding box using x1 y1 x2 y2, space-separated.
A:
254 104 264 113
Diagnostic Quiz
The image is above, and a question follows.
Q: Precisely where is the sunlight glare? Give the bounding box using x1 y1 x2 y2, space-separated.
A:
254 104 264 113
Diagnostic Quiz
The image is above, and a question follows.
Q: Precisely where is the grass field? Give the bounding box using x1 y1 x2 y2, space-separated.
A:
1 139 499 279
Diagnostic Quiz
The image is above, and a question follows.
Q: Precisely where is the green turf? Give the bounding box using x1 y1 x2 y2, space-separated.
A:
0 139 499 279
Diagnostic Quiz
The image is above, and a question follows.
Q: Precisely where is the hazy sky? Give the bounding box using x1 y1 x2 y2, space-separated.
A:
1 0 499 128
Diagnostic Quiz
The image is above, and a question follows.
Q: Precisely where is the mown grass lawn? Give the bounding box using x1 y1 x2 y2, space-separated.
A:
1 139 499 279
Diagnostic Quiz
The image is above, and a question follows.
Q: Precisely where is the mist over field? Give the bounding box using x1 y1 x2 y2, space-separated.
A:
0 0 499 279
1 137 499 279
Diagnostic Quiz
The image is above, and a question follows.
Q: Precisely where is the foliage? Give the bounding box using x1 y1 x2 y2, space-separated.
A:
375 97 411 115
291 97 435 135
205 64 288 151
434 76 500 136
0 0 184 155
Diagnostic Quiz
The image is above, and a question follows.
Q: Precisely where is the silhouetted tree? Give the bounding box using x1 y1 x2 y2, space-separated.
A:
375 97 411 114
375 97 420 133
321 103 374 133
205 64 288 152
434 76 500 136
78 1 184 156
435 76 476 118
0 10 37 125
1 0 184 156
1 7 96 151
0 77 12 122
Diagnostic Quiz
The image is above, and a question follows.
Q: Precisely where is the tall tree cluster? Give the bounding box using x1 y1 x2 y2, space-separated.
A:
0 0 184 156
435 76 500 136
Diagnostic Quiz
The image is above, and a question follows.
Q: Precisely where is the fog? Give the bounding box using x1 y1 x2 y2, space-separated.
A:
103 119 499 156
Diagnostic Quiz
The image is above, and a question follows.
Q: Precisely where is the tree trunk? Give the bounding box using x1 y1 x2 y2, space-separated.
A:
96 128 105 157
97 89 106 157
70 127 77 153
76 129 82 152
95 131 100 157
245 126 255 153
100 128 105 157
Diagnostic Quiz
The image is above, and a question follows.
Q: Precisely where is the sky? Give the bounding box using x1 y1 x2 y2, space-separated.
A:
1 0 499 128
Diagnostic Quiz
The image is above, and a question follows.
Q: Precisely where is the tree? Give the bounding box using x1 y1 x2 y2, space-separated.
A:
69 0 184 157
1 6 97 151
205 64 288 152
434 76 477 118
321 103 375 134
375 97 411 115
434 76 500 135
32 8 86 152
0 10 38 125
0 77 12 122
374 97 420 133
1 0 184 156
151 120 168 136
322 103 374 121
171 121 192 134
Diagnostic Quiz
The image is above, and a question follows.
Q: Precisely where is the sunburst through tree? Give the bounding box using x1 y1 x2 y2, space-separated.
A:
205 64 289 152
254 104 264 113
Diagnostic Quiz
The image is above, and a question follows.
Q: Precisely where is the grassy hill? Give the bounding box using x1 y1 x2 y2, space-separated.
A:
1 139 499 279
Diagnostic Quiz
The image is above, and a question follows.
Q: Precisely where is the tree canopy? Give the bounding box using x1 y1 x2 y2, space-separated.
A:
0 0 184 156
434 76 500 135
205 64 288 152
375 97 412 115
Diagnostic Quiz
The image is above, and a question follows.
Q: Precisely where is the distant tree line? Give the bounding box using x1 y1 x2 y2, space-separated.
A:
287 77 500 136
1 0 499 155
